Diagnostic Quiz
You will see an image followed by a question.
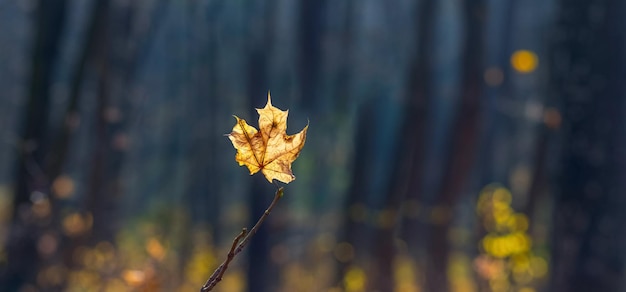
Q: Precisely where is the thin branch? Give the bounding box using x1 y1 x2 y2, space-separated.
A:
201 187 284 292
201 228 247 291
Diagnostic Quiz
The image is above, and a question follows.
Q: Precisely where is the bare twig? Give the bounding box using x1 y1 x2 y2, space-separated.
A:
201 228 247 291
201 187 284 292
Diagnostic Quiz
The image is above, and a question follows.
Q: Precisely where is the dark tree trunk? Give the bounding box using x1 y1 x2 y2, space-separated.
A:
185 0 220 229
398 0 435 255
549 0 626 291
474 1 514 290
47 0 108 178
423 1 484 291
370 99 430 290
331 0 353 113
298 0 326 109
246 35 271 292
1 0 67 290
179 0 218 282
51 0 110 272
524 127 549 220
84 0 117 245
245 1 278 291
370 1 437 289
337 100 378 287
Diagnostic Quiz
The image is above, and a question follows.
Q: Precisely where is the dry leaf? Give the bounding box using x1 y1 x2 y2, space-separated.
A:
228 93 308 184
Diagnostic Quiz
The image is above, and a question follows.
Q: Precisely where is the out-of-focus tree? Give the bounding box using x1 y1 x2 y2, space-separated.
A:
2 0 68 289
245 0 280 290
370 0 436 290
2 0 626 291
420 0 485 290
550 0 626 291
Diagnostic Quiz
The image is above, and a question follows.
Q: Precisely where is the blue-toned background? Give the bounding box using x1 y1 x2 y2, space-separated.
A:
1 0 624 291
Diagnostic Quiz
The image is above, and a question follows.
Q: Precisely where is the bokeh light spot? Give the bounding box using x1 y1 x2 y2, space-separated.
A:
122 269 145 287
37 233 58 257
52 175 75 199
511 50 538 73
484 67 504 86
62 212 93 237
146 238 166 261
543 107 562 129
344 266 366 292
334 242 354 263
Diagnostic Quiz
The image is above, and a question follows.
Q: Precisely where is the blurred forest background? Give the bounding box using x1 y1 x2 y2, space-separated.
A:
1 0 625 291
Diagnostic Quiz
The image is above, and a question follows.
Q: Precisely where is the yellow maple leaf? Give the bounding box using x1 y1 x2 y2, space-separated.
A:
228 93 308 184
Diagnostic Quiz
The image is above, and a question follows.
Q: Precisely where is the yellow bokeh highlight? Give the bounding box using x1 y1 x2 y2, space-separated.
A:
220 270 245 292
62 212 234 292
344 266 366 292
482 232 532 258
184 242 216 285
492 188 512 204
146 238 166 261
448 252 476 292
509 214 529 232
394 256 420 292
511 50 538 73
62 212 93 237
475 184 549 292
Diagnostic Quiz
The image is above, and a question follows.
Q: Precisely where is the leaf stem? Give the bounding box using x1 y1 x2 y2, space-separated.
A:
200 187 284 292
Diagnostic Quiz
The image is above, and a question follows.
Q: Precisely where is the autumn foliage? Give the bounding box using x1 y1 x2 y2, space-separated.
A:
200 93 307 291
228 93 308 184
